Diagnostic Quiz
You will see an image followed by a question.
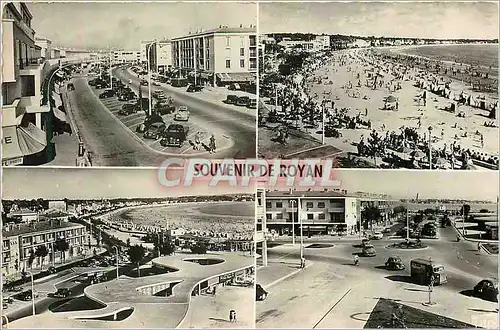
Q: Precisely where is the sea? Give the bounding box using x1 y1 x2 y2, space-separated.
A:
401 44 499 69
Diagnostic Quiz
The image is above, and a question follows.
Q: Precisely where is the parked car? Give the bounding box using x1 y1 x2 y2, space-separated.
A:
152 81 160 86
47 266 57 274
160 124 189 148
385 256 405 270
223 95 239 105
17 290 39 301
8 286 23 292
247 99 257 109
143 122 166 140
51 288 72 298
155 100 176 115
228 83 242 91
67 83 75 91
186 84 203 92
381 228 391 234
2 302 7 309
119 103 137 116
3 296 14 304
473 280 498 302
362 246 377 257
152 90 166 99
99 89 115 99
256 284 268 301
174 106 190 121
140 79 148 86
361 238 371 247
236 96 250 107
370 232 383 240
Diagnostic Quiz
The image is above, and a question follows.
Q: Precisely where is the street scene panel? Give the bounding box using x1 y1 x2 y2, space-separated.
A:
1 168 255 328
2 2 257 167
256 170 499 328
258 1 499 169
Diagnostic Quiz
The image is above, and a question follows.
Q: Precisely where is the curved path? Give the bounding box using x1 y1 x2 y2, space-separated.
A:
8 252 254 328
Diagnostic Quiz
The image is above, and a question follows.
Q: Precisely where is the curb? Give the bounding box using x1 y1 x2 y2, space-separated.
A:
263 260 314 289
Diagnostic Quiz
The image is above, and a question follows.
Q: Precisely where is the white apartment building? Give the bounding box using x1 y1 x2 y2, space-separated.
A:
278 37 325 53
156 40 172 72
264 190 361 236
35 36 52 60
2 220 87 281
140 40 151 64
171 26 257 86
112 50 141 65
2 2 50 166
256 188 268 266
315 35 330 50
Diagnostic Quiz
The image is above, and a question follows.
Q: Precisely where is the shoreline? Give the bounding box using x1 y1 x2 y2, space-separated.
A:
386 43 499 72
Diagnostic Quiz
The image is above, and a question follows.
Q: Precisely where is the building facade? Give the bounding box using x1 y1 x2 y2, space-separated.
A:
35 37 52 60
264 190 361 235
2 2 50 166
255 188 267 266
112 50 141 65
2 220 87 281
171 26 257 86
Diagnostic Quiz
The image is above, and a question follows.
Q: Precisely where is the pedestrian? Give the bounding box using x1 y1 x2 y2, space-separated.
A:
212 286 216 296
229 310 234 322
194 131 201 150
209 134 216 154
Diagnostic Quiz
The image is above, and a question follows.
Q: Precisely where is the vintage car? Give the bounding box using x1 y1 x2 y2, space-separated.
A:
143 122 166 140
174 106 190 121
385 256 405 270
160 124 189 148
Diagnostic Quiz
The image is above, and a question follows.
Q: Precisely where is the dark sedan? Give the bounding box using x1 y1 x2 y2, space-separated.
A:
99 89 115 99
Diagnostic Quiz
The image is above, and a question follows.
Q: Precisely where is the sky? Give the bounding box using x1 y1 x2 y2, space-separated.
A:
2 168 497 201
26 1 256 50
260 1 499 40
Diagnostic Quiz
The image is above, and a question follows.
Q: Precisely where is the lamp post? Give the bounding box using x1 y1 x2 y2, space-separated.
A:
290 200 296 245
406 202 410 241
109 47 113 91
322 106 325 145
146 40 158 117
112 246 119 280
21 270 35 316
428 126 433 170
300 204 304 263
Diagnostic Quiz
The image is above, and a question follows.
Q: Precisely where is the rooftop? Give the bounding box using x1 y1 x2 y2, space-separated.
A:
266 190 351 198
172 26 256 40
3 220 83 238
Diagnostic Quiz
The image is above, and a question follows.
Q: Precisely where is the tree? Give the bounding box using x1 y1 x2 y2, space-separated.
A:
28 250 35 268
160 238 176 256
126 238 131 247
362 203 382 230
35 245 49 269
128 244 146 277
190 241 207 254
461 204 471 220
55 238 70 263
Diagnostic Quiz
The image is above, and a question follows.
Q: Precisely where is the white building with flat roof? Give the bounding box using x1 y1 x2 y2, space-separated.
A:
171 26 257 86
35 37 52 60
112 50 141 65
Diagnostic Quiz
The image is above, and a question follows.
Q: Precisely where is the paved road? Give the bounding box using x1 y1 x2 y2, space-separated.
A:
113 67 255 158
256 224 498 328
67 68 255 166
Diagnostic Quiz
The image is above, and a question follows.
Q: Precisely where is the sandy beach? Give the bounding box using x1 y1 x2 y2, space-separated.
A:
300 47 498 168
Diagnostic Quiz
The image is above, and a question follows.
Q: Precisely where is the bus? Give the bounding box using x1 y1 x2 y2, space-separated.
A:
410 258 447 285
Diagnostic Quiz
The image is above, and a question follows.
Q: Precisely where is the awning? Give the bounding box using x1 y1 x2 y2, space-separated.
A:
216 72 255 83
2 123 47 166
200 73 212 79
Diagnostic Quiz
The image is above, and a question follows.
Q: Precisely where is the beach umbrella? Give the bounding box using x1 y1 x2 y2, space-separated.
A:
410 150 426 159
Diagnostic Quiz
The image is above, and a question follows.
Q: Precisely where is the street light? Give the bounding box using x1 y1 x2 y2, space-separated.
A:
322 106 326 145
290 200 296 245
20 270 35 316
112 246 119 280
406 202 410 241
146 40 158 117
109 47 113 91
299 200 304 264
428 126 433 170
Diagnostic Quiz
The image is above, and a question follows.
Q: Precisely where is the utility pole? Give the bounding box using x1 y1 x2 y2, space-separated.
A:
406 202 410 241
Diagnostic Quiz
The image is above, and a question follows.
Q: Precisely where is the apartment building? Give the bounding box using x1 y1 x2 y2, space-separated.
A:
35 37 52 60
264 190 361 235
112 50 141 65
2 2 50 166
256 188 268 266
171 26 257 86
2 220 87 280
140 40 151 64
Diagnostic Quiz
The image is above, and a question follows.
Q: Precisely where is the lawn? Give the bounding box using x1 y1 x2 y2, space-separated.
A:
364 298 476 328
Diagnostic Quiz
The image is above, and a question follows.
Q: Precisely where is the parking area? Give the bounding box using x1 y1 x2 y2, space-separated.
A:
87 83 232 155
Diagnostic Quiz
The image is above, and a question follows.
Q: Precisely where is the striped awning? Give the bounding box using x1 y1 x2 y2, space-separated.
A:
2 123 47 166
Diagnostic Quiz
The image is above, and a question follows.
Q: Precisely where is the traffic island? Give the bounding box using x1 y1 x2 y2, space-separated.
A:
364 298 474 329
305 243 334 249
386 240 429 250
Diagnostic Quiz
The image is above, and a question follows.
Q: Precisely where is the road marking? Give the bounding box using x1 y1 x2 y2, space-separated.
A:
312 288 352 329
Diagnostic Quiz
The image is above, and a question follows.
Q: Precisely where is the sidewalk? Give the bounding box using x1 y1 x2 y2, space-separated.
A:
178 286 253 329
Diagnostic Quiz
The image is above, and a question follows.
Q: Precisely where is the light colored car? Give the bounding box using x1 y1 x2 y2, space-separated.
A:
174 106 190 121
371 232 383 240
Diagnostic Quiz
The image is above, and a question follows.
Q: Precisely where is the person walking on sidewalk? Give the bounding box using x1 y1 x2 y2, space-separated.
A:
209 134 216 154
194 131 201 150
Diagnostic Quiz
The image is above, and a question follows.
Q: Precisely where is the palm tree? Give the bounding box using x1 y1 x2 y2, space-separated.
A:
35 245 49 269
